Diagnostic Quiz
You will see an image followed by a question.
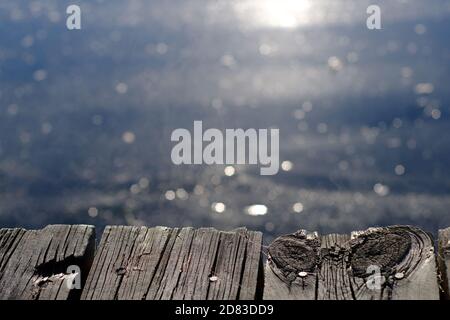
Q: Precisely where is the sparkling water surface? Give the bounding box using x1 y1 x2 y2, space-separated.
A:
1 0 450 242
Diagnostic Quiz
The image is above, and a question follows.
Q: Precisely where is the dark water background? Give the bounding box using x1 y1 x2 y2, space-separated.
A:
1 0 449 243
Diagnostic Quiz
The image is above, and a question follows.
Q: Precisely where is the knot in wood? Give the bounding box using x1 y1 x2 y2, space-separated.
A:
350 229 411 278
268 234 319 275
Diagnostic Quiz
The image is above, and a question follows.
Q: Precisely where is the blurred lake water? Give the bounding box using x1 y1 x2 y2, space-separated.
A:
1 0 450 242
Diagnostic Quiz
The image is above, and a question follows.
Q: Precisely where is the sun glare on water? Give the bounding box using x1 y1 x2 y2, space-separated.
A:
234 0 312 29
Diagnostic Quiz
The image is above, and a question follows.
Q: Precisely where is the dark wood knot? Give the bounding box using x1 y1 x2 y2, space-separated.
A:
349 228 412 277
268 233 319 275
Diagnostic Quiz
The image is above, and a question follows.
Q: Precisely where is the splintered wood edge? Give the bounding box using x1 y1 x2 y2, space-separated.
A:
0 225 96 300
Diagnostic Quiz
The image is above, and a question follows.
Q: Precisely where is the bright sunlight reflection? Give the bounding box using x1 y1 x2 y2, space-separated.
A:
234 0 312 29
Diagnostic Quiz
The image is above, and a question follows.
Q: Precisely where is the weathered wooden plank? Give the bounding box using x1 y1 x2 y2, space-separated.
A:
264 225 439 300
0 225 95 300
351 226 439 300
317 233 352 300
264 230 319 300
81 226 263 300
438 227 450 299
238 229 264 299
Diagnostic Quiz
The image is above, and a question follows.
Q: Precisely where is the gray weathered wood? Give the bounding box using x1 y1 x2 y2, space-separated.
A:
438 227 450 299
264 225 439 300
264 230 319 300
350 226 439 300
81 226 263 300
1 223 444 300
317 233 353 300
0 225 95 300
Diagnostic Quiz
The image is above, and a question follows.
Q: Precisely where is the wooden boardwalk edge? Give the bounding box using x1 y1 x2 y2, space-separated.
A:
0 224 448 300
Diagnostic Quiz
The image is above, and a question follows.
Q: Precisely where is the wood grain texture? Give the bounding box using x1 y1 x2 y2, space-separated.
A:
317 233 352 300
264 225 439 300
81 226 263 300
438 227 450 299
0 225 95 300
264 230 319 300
349 226 438 300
